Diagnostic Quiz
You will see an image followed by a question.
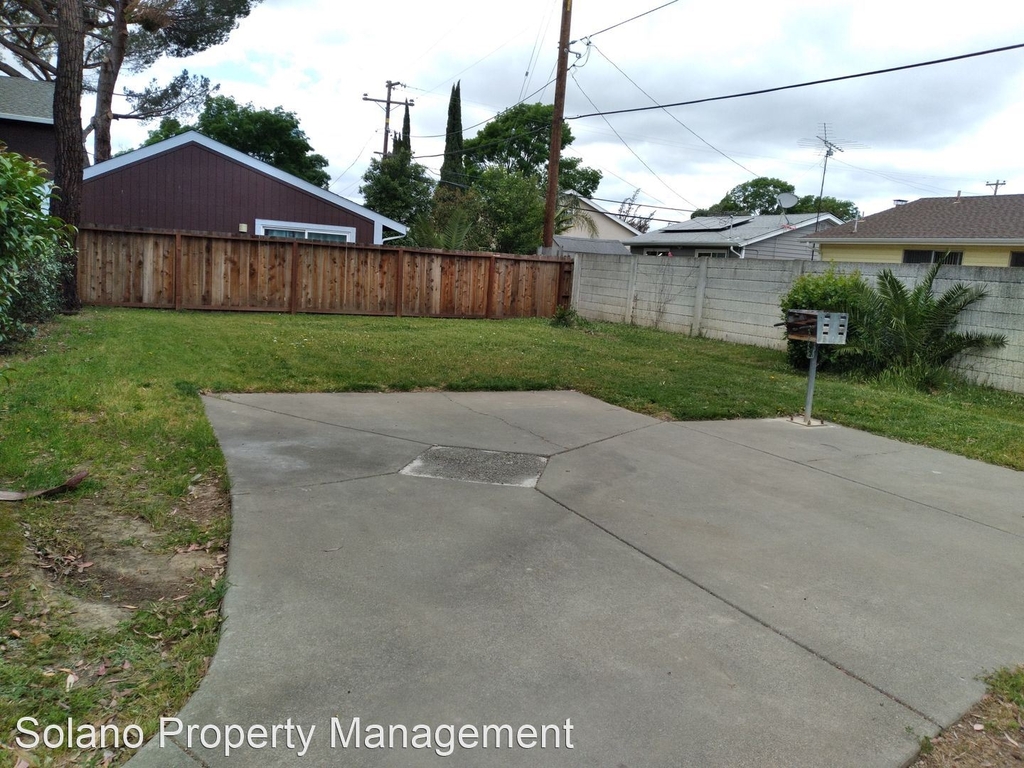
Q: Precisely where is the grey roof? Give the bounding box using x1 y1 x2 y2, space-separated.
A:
630 213 841 248
807 194 1024 242
553 235 630 256
0 77 54 124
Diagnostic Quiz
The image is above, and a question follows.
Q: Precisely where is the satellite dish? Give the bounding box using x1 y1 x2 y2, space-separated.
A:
777 192 799 210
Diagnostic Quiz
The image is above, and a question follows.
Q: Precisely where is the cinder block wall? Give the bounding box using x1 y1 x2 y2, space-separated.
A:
571 253 1024 394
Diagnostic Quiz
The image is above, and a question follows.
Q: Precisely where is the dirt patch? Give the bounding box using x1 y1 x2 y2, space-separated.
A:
28 477 229 629
912 692 1023 767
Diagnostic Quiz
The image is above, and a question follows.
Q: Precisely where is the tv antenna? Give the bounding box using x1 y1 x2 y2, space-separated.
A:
799 124 864 243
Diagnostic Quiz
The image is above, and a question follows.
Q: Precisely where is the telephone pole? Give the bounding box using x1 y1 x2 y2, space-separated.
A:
986 180 1006 195
363 81 414 157
541 0 573 253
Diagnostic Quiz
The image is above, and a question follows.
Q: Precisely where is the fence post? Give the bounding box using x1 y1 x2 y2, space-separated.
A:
486 255 496 319
624 254 639 324
395 249 405 317
289 241 300 314
691 256 709 337
173 232 183 310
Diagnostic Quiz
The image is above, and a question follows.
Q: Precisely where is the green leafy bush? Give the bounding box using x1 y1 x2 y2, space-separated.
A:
0 148 72 350
780 266 867 370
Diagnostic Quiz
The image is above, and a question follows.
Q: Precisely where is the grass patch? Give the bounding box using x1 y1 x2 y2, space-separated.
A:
2 307 1024 766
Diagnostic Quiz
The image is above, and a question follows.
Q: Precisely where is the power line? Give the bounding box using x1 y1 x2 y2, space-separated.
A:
587 42 759 178
568 42 1024 120
570 70 698 210
577 0 679 41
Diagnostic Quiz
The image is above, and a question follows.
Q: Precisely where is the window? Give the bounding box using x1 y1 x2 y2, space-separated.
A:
902 249 963 265
255 219 356 243
1010 252 1024 267
695 250 733 258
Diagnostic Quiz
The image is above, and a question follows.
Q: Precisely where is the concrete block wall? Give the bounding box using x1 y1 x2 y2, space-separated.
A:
571 252 1024 394
805 262 1024 394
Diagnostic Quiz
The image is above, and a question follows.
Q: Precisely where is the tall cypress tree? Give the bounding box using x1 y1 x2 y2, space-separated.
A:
439 81 464 187
394 104 412 154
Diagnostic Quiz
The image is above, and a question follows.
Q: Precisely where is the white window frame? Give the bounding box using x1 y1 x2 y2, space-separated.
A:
696 249 731 258
255 219 356 243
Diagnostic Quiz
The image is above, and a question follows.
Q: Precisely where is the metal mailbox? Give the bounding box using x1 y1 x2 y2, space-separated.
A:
785 309 848 345
780 309 850 426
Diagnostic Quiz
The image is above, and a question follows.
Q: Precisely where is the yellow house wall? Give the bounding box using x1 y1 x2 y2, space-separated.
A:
821 243 1022 266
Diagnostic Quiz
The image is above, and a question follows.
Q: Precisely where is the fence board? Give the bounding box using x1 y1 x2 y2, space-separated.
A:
77 227 570 321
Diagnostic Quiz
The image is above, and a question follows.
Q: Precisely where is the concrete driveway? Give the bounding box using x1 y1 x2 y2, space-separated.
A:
129 391 1023 767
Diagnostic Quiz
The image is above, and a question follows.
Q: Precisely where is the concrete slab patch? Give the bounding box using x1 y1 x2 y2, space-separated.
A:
401 446 548 487
130 392 1024 768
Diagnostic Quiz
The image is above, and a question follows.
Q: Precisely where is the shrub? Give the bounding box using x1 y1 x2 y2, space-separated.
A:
0 148 72 350
780 266 868 370
842 264 1006 389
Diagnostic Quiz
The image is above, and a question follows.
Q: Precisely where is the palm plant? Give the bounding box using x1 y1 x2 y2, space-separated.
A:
842 263 1006 387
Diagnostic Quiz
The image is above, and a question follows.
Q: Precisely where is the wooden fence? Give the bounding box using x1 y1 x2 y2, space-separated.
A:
77 227 574 319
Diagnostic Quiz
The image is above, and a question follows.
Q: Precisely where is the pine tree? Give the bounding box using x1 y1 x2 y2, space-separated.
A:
439 82 464 187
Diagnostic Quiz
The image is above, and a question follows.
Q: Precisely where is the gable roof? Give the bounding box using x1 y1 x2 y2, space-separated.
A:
0 77 55 124
806 194 1024 243
578 198 642 236
84 131 406 237
630 212 842 248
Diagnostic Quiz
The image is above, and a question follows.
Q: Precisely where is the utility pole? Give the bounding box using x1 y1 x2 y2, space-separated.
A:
363 81 414 157
541 0 573 254
986 180 1006 195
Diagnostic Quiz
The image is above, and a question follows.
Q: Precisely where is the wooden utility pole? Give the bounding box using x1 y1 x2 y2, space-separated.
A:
986 180 1006 195
541 0 573 253
363 81 414 157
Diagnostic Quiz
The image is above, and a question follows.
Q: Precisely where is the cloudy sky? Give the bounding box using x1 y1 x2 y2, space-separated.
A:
106 0 1024 224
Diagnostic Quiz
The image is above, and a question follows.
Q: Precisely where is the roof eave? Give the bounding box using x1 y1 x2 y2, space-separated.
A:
808 236 1024 245
0 113 53 125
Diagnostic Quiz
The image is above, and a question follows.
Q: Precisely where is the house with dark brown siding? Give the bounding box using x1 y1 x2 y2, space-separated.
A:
82 131 405 244
0 77 57 174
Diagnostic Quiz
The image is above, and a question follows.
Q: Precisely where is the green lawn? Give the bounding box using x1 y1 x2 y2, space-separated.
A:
2 307 1023 766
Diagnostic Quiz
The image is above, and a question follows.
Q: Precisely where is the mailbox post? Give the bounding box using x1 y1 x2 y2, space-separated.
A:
783 310 848 425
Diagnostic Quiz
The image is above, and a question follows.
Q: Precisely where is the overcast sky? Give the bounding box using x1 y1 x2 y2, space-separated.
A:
106 0 1024 224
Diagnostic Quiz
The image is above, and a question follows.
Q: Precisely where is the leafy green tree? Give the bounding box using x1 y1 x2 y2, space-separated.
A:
463 102 601 197
0 0 260 162
142 96 330 187
438 81 464 189
360 149 434 226
790 195 860 221
474 168 546 254
692 177 858 220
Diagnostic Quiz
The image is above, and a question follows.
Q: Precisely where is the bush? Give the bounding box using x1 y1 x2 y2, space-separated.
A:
843 265 1006 389
779 266 867 371
0 148 72 350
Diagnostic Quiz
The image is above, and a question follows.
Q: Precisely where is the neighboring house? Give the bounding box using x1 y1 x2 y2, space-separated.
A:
627 213 842 259
0 76 56 173
806 194 1024 267
82 131 405 244
562 198 642 241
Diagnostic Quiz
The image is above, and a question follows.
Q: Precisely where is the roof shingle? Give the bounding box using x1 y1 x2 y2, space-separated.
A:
809 195 1024 241
0 77 54 123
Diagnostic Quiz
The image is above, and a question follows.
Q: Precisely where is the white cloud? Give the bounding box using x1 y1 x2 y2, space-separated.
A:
105 0 1024 220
